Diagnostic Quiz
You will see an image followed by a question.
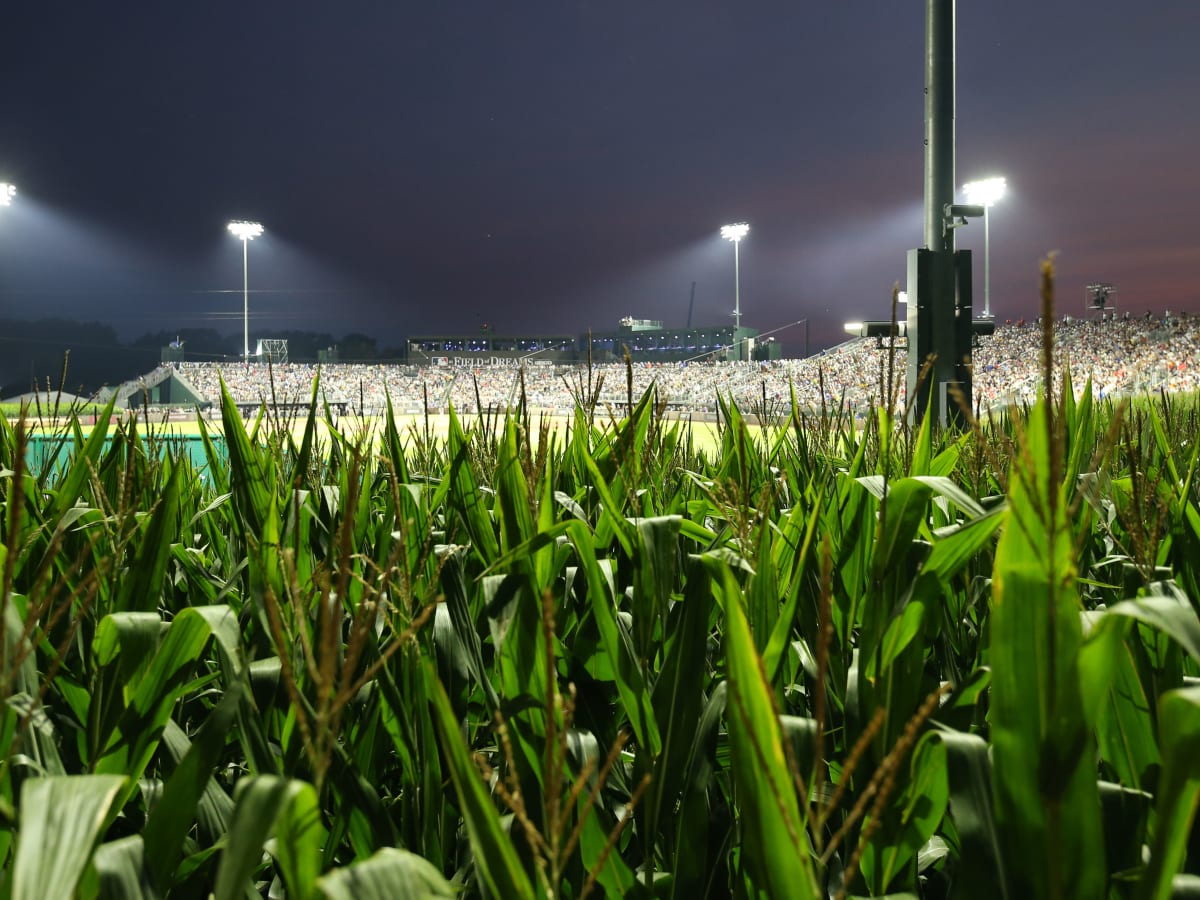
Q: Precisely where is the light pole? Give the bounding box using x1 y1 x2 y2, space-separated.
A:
721 223 750 333
227 220 263 359
0 183 15 206
962 177 1005 318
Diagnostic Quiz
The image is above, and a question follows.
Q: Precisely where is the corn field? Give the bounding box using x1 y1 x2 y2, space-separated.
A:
2 331 1200 899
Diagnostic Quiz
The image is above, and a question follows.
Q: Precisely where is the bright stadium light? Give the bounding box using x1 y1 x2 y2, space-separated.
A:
844 321 864 335
228 220 263 241
1 183 15 206
962 177 1006 318
227 220 264 359
720 223 750 334
720 222 749 242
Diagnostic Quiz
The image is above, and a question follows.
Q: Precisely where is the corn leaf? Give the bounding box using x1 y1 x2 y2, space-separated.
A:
426 664 535 900
212 776 323 900
989 397 1105 900
1138 686 1200 900
705 556 819 899
316 847 456 899
12 774 127 900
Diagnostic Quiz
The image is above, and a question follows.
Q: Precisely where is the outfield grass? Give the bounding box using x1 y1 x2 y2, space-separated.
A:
10 409 732 458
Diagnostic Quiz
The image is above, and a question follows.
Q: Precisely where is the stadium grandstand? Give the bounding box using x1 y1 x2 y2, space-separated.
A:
95 312 1199 419
405 321 775 366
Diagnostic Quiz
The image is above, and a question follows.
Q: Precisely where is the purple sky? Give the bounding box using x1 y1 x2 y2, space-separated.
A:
1 2 1197 353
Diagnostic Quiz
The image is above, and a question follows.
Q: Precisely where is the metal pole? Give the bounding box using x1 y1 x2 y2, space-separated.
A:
242 238 249 359
908 0 960 426
925 0 955 255
733 239 742 331
983 204 991 317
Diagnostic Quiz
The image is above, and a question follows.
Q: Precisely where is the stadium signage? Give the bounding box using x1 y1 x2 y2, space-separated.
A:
450 356 523 368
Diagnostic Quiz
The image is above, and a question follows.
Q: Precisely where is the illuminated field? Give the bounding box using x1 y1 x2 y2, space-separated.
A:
15 411 731 458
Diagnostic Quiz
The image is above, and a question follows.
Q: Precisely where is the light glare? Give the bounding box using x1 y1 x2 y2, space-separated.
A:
228 220 264 240
0 183 15 206
720 222 749 242
844 321 864 334
962 177 1006 207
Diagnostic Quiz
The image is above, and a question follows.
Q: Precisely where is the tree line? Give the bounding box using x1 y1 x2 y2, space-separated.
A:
0 318 410 397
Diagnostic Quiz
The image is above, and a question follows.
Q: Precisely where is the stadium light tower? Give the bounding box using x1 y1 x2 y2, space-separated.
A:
962 177 1006 318
721 222 750 332
227 220 264 359
1 183 15 206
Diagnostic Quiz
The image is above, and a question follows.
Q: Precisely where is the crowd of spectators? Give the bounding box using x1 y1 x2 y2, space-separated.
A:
170 312 1200 418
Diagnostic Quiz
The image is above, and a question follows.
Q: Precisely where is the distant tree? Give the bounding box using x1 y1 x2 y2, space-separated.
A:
377 344 408 361
338 333 378 361
0 318 140 398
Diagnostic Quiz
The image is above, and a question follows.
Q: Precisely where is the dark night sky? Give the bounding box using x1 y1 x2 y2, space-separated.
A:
1 2 1198 354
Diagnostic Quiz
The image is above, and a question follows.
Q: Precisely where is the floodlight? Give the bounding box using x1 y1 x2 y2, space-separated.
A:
228 220 263 240
720 222 750 242
228 220 265 358
962 177 1006 207
962 177 1007 318
720 222 750 337
0 183 15 206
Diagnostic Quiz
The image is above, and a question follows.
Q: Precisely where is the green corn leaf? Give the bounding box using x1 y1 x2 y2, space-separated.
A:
219 378 273 540
445 407 500 564
922 504 1005 578
316 848 456 899
630 514 682 663
270 777 327 900
644 555 714 873
705 556 819 900
860 731 949 894
114 461 181 613
1088 594 1200 662
669 682 729 900
1080 593 1200 792
1078 614 1161 790
382 393 410 484
928 728 1010 900
12 774 127 900
567 521 661 756
1063 377 1096 489
763 485 823 684
212 776 324 900
426 664 535 900
439 546 501 712
143 685 243 891
582 448 635 558
287 368 322 488
46 392 116 522
195 416 230 495
95 606 238 790
158 718 235 845
92 835 156 900
746 510 781 652
1138 686 1200 900
493 419 539 558
989 397 1105 900
911 390 935 475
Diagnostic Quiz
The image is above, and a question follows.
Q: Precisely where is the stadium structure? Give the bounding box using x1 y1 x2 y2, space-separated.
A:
69 304 1199 422
406 319 779 367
